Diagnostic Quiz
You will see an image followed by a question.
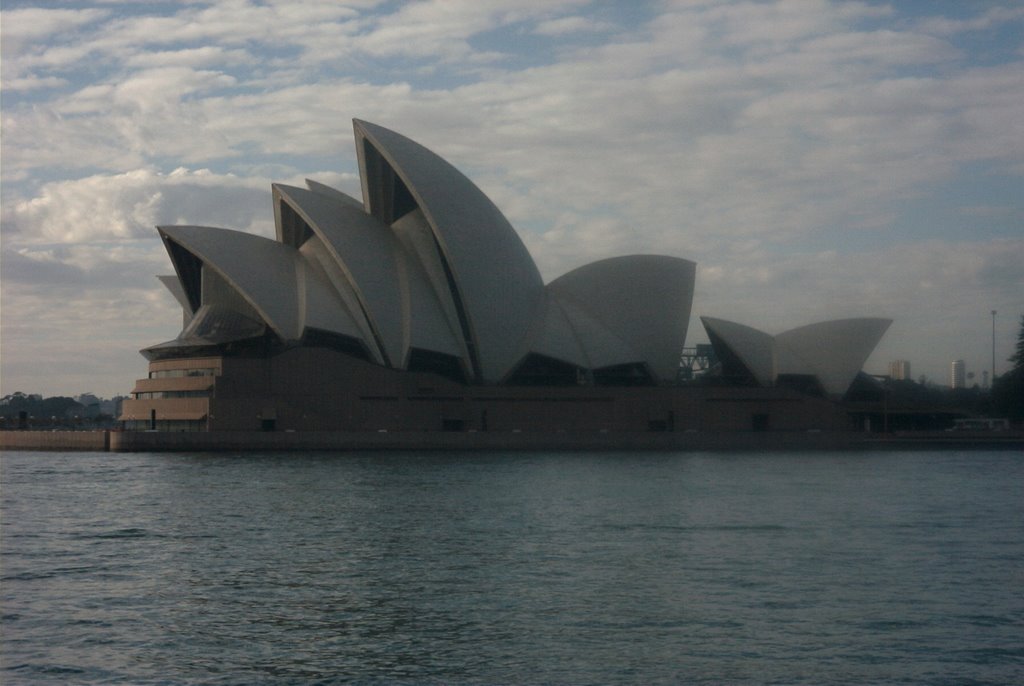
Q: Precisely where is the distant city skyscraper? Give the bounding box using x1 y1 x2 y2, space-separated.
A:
889 360 911 380
950 359 966 389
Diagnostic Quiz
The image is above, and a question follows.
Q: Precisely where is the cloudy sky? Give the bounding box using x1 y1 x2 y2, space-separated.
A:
2 0 1022 398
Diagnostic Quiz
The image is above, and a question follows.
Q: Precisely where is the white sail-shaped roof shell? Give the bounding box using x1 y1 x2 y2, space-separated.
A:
700 317 776 387
701 316 891 396
153 120 710 389
390 209 469 365
274 184 406 365
304 179 364 209
547 256 697 381
776 318 892 396
354 119 545 382
296 237 368 343
159 225 302 341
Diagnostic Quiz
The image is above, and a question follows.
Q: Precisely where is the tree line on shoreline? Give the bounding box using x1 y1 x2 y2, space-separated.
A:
0 392 125 429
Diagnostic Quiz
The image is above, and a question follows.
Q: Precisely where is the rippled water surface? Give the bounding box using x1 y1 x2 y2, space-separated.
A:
2 449 1022 684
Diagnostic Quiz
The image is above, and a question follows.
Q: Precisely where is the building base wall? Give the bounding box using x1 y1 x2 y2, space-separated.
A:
106 429 861 452
5 429 1022 453
123 347 853 434
0 431 110 451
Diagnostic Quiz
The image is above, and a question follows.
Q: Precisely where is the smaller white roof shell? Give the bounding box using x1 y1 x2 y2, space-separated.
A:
700 316 892 396
159 225 302 341
157 275 192 315
700 317 775 386
547 256 697 381
776 318 892 396
304 179 364 209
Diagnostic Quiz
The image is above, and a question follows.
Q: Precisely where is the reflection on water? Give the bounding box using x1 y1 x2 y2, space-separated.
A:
2 450 1022 684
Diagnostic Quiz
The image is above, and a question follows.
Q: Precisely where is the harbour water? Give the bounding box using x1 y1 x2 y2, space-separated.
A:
2 449 1022 684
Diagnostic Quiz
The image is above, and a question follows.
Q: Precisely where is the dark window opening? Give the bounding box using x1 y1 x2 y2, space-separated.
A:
302 328 372 362
165 239 203 313
752 413 770 431
391 173 417 223
363 140 418 224
142 329 283 362
261 418 276 432
279 200 314 247
775 374 825 396
704 330 761 387
407 348 467 384
593 363 655 387
432 235 481 381
442 418 465 432
504 353 583 386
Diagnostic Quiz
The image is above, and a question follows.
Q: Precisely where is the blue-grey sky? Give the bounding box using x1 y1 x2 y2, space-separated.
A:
2 0 1022 398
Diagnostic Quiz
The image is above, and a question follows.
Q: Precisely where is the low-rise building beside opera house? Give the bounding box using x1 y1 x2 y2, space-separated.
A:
120 120 891 438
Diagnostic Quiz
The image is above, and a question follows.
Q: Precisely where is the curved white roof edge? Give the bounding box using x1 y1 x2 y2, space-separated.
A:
158 225 301 341
392 232 466 364
387 209 464 354
699 317 775 386
274 183 407 366
353 119 545 382
297 236 385 365
304 179 364 210
517 296 592 371
537 294 642 371
297 241 368 344
547 255 696 381
776 318 892 396
701 316 892 395
157 274 192 314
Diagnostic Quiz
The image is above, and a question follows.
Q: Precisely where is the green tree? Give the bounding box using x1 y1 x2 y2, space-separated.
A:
991 314 1024 421
1011 314 1024 371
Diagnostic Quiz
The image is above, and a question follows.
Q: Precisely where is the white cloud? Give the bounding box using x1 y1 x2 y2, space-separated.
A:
1 75 68 92
4 168 272 245
534 15 612 36
124 45 251 69
0 7 108 44
915 6 1024 37
2 0 1023 396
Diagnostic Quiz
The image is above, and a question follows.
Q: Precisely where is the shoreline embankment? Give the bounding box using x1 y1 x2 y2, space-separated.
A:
2 430 1022 453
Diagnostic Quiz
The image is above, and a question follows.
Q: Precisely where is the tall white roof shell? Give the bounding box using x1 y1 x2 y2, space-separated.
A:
353 119 545 382
151 120 701 387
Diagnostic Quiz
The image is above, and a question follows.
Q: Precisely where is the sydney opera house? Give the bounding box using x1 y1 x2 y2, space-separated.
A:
120 120 890 436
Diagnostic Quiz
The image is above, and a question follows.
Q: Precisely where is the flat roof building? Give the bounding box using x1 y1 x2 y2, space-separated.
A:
889 360 911 381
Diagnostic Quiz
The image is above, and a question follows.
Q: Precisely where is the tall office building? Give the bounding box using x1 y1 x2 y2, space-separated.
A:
950 359 966 389
889 360 911 380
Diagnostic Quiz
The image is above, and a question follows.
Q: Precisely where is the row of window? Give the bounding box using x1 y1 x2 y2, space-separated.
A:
148 368 217 379
123 420 205 432
133 390 210 399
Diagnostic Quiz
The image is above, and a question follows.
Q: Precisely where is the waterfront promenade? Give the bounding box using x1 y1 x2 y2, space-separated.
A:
2 429 1022 453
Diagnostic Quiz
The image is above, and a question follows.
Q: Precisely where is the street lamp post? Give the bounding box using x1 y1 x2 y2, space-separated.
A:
991 310 997 385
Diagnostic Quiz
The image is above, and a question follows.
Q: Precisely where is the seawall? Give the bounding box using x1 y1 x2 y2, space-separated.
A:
2 429 1022 453
0 431 110 452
